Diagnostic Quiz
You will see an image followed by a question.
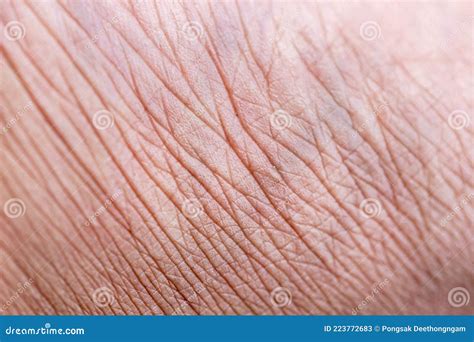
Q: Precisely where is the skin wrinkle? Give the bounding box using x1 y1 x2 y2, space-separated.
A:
200 10 340 279
122 61 256 313
1 1 472 315
378 128 451 261
2 151 92 280
20 6 188 315
1 254 56 314
225 2 466 310
1 151 117 314
4 50 173 312
224 19 345 221
2 56 138 315
340 117 444 278
111 144 204 307
397 62 472 180
374 102 462 221
333 28 413 211
158 152 279 314
4 8 120 210
152 105 319 302
63 77 183 315
244 99 382 294
60 6 288 312
102 8 340 312
143 138 256 312
344 121 470 308
101 12 226 143
294 30 462 280
192 86 338 311
192 4 388 308
4 3 382 312
0 2 440 308
144 102 286 314
376 102 464 224
115 126 226 315
1 184 77 314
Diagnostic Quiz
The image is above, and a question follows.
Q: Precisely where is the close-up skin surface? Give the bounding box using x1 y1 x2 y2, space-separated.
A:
0 0 473 315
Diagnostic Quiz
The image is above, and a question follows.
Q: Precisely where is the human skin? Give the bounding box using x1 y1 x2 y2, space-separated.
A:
0 0 472 315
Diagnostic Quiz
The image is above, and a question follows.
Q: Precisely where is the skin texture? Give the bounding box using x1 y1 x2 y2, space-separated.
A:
0 0 473 315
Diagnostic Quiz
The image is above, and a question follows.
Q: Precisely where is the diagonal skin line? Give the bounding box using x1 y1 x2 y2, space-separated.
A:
195 13 356 305
6 6 244 312
2 1 472 314
0 59 237 312
58 5 334 314
0 181 172 314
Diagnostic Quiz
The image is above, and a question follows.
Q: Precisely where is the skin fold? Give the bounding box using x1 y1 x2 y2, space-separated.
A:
0 0 472 315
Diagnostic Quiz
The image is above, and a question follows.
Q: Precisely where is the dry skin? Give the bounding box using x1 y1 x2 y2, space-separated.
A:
0 0 473 315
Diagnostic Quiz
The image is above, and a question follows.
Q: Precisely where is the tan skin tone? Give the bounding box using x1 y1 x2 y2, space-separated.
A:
0 0 472 315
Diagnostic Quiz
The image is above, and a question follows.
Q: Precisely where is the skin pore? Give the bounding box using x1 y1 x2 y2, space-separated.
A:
0 1 472 315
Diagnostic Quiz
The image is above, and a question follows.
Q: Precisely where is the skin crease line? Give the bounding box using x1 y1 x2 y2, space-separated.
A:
0 0 472 315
